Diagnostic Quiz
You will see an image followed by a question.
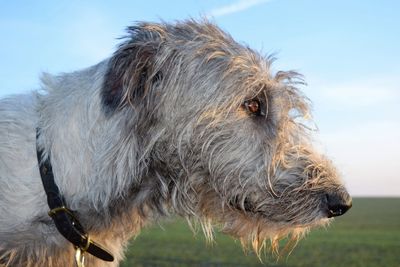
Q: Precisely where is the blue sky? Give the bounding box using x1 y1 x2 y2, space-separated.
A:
1 0 399 196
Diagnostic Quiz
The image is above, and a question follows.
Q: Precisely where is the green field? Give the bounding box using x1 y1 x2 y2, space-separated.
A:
121 198 400 267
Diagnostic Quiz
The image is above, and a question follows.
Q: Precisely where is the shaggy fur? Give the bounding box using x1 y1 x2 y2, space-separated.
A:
0 20 351 266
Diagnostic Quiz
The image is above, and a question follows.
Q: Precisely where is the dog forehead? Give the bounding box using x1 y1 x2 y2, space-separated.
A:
103 20 305 115
137 21 267 70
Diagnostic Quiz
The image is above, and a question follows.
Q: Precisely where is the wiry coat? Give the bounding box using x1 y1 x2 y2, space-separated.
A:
0 20 351 266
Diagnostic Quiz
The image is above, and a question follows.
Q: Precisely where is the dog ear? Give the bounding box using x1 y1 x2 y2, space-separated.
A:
102 25 163 113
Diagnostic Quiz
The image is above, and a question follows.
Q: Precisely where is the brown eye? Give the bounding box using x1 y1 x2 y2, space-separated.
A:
244 99 261 115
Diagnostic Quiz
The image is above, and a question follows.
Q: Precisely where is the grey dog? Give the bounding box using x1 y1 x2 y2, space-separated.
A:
0 20 351 266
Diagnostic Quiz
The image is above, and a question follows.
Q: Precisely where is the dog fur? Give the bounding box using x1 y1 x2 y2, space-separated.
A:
0 20 351 266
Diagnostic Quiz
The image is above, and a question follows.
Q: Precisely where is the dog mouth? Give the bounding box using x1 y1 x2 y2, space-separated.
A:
228 196 302 224
228 191 351 224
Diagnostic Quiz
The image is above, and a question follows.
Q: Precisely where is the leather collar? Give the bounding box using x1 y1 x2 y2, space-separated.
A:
36 129 114 262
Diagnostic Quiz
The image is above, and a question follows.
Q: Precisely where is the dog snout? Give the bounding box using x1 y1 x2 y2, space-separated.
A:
324 190 352 218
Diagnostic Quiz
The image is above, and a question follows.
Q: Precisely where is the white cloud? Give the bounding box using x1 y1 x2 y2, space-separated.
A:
317 75 400 108
207 0 272 18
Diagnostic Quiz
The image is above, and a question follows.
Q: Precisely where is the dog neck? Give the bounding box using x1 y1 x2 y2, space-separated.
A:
36 61 147 232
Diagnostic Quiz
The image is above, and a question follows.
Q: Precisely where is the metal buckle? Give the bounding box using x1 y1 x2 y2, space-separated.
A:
75 247 85 267
47 206 114 262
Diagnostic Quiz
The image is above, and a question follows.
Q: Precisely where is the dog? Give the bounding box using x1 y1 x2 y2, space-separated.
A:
0 20 351 266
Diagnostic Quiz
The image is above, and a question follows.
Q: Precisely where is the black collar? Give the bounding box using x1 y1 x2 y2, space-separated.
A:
36 129 114 262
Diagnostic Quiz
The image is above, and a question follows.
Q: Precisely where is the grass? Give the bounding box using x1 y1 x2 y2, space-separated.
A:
121 198 400 267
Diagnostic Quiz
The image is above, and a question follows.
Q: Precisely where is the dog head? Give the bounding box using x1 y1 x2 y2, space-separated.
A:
101 20 351 255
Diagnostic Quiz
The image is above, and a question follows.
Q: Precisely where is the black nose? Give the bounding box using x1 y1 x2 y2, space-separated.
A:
325 191 352 218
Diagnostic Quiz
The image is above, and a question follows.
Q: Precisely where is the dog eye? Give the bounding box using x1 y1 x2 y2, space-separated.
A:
243 99 263 116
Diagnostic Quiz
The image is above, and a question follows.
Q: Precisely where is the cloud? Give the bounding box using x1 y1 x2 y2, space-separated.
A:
308 73 400 196
207 0 272 18
317 75 400 108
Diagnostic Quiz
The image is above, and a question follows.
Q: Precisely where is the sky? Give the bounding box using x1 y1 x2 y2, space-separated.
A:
0 0 399 196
